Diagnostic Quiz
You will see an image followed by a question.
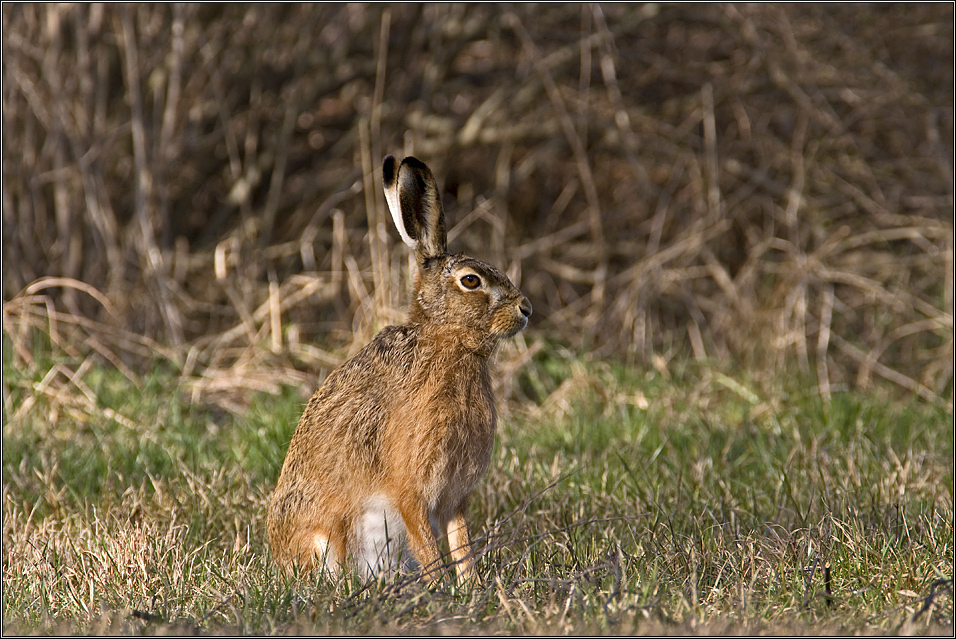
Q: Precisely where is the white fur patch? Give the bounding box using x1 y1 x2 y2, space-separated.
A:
355 495 412 577
384 172 415 248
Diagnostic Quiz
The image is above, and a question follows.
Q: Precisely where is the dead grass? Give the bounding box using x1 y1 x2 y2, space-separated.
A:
2 4 952 414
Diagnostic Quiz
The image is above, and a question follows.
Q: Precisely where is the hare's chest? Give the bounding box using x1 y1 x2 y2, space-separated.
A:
423 417 495 508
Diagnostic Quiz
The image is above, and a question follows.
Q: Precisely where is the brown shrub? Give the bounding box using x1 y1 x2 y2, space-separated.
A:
3 4 952 408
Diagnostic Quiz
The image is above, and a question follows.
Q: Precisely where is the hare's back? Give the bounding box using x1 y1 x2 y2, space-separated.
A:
292 325 419 459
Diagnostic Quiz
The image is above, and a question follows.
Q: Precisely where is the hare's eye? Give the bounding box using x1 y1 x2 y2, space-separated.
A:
460 274 481 290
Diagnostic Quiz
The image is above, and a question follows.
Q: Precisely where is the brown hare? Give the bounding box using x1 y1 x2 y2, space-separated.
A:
267 155 531 582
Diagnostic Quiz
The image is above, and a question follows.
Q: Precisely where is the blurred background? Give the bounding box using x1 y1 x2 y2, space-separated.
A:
3 4 953 411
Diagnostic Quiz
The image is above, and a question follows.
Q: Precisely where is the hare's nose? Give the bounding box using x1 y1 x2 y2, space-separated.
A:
518 297 532 319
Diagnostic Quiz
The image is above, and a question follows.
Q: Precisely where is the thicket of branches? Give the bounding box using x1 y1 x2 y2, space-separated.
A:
3 4 953 410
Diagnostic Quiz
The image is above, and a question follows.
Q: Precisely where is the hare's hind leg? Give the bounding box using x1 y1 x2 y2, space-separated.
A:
299 520 347 576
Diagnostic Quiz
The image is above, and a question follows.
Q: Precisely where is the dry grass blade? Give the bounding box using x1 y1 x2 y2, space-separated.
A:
2 4 952 411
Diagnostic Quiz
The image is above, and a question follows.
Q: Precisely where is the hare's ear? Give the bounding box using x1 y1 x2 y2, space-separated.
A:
383 155 447 261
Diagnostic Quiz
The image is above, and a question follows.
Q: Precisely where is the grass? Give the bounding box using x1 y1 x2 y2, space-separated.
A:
2 340 953 635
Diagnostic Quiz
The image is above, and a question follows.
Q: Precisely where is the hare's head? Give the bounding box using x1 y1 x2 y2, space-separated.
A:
383 155 531 343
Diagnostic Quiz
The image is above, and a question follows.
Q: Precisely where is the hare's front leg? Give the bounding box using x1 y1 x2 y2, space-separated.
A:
397 499 443 581
445 510 476 582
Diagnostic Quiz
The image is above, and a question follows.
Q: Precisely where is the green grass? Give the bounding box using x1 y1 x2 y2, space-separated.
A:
2 344 953 635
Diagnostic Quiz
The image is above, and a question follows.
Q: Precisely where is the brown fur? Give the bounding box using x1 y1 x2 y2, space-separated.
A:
267 156 531 582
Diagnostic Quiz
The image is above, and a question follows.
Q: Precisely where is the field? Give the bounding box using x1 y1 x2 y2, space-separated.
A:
2 4 953 635
2 342 952 635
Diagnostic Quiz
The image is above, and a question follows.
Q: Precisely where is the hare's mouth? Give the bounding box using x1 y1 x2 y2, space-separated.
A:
494 310 530 338
509 318 529 336
508 297 532 335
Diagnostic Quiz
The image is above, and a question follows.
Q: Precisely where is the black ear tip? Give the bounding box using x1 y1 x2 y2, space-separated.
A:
383 155 397 184
401 156 428 171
